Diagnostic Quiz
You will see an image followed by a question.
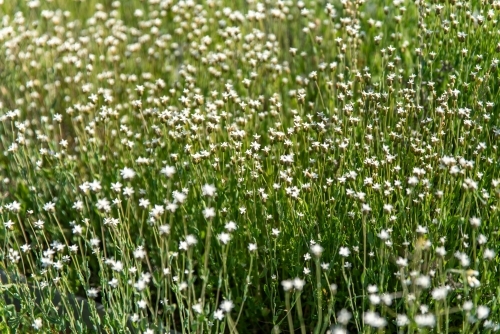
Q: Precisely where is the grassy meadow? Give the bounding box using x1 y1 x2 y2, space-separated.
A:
1 0 500 333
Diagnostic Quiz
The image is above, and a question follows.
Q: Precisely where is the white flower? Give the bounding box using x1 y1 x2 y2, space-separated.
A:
431 286 448 300
477 305 490 319
281 280 293 291
396 314 409 327
202 184 217 197
193 303 203 314
134 279 147 292
20 244 31 253
186 235 198 245
112 261 123 272
463 300 473 311
161 166 176 178
339 247 350 257
123 187 134 197
414 314 435 328
134 246 147 259
203 207 216 219
217 232 231 245
383 204 393 213
109 278 119 288
43 201 55 212
337 309 352 325
70 199 84 211
469 216 481 228
363 311 387 328
87 288 99 298
72 225 83 235
248 243 257 252
272 228 280 236
396 257 408 267
89 180 102 192
137 300 147 309
96 198 111 212
311 244 324 257
484 249 495 260
415 275 431 289
436 247 446 257
172 191 187 203
120 167 136 179
159 224 170 235
225 221 237 231
34 220 44 229
369 294 381 305
214 309 224 320
151 205 165 219
416 225 428 234
361 203 371 213
179 241 188 251
32 318 42 330
219 299 234 313
377 229 390 240
293 277 305 290
4 220 14 230
139 198 150 208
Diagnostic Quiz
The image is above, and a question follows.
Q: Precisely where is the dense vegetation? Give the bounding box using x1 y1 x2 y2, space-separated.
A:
1 0 500 333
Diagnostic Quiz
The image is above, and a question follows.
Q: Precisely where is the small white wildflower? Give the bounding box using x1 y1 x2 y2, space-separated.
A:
109 278 119 288
203 207 216 219
213 309 224 320
111 261 123 273
431 286 448 301
415 275 431 289
477 305 490 319
120 167 136 179
281 280 294 291
414 314 436 328
217 232 231 245
396 257 408 267
248 243 257 252
159 224 171 235
378 229 390 240
311 243 323 257
484 249 495 260
293 277 306 290
87 288 99 298
219 300 234 313
137 300 147 309
32 318 42 330
396 314 409 327
363 310 387 328
339 247 350 257
225 221 237 231
72 225 83 235
192 303 203 314
160 166 176 178
186 235 197 245
202 184 217 197
43 201 55 212
469 216 481 228
337 309 352 325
